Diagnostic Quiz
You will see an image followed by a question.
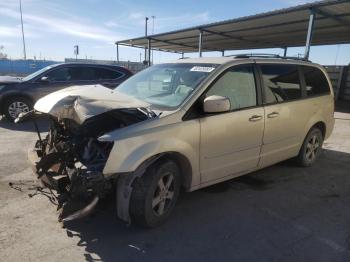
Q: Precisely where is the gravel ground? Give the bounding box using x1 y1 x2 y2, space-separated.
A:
0 109 350 262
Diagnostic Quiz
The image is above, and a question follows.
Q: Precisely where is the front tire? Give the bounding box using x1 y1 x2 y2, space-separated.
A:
4 97 33 121
129 159 181 228
296 127 323 167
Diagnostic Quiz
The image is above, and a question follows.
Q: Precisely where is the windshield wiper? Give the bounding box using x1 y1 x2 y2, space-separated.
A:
137 107 157 119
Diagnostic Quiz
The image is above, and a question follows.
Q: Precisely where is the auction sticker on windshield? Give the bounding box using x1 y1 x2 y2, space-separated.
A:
190 66 215 73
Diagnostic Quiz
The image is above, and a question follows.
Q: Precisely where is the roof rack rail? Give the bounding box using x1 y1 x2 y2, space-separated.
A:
227 53 309 61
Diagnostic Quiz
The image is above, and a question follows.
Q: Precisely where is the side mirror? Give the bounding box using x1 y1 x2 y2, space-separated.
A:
203 95 231 113
40 76 49 82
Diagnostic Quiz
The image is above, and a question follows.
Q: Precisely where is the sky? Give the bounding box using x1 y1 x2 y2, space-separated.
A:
0 0 349 65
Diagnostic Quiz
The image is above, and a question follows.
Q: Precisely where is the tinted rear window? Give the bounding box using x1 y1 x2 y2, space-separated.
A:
261 64 302 103
302 66 330 96
95 68 123 80
70 67 96 81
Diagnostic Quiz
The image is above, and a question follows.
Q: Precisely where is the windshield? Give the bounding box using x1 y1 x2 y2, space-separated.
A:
115 63 218 109
22 65 55 81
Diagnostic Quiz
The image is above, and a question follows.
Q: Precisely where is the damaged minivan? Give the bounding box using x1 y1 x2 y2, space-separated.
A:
25 56 334 227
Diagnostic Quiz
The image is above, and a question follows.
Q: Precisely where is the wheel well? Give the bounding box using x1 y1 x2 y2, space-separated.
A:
1 94 34 112
311 121 326 139
154 152 193 191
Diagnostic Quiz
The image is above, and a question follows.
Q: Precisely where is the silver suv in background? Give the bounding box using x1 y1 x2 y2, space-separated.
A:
27 55 334 227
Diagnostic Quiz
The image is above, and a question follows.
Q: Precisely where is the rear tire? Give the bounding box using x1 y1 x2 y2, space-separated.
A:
296 127 323 167
4 96 33 121
129 159 181 228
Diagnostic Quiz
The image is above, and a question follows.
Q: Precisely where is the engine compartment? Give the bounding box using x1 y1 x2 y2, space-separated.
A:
31 108 152 221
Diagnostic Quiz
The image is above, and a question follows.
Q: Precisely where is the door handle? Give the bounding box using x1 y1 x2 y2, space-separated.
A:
267 112 279 118
249 115 263 122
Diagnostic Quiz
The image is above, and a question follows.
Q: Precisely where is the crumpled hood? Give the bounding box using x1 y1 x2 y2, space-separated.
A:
0 75 22 84
34 84 150 124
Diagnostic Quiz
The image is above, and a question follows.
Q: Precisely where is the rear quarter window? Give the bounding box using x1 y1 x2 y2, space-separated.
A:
95 68 123 80
70 67 97 81
302 66 331 96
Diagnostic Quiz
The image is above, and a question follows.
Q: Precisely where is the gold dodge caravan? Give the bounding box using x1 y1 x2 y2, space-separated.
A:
28 55 334 227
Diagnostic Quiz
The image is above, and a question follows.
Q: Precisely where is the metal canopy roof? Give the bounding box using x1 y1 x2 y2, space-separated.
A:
116 0 350 54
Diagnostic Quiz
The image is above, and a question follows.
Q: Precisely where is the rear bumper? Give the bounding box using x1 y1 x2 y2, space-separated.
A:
0 94 4 115
325 116 335 140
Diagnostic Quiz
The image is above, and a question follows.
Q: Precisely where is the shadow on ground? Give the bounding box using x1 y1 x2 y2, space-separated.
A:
0 115 49 132
63 149 350 262
335 100 350 114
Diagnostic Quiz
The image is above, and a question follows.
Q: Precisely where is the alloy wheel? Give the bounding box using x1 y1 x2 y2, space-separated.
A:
8 101 30 119
305 135 320 162
152 172 175 216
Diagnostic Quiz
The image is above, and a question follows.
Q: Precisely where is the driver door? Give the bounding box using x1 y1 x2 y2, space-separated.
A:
199 64 264 183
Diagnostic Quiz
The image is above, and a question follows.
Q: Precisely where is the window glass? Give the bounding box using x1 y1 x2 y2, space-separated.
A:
23 65 54 81
69 67 96 81
302 66 330 96
116 63 216 109
46 68 71 81
261 64 301 103
95 68 123 80
206 65 257 110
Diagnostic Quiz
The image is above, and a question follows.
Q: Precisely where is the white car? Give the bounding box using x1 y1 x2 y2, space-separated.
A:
27 55 334 227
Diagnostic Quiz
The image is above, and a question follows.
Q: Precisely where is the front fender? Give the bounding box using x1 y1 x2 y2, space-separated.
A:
102 120 200 186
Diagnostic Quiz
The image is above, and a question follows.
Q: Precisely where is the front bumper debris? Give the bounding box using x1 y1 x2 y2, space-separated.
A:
28 146 108 222
24 104 150 223
60 195 99 222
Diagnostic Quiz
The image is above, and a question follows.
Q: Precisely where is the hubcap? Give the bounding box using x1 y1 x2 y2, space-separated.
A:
8 101 30 119
152 172 175 216
305 135 320 162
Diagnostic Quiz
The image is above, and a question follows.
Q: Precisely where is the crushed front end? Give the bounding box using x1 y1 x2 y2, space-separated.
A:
28 108 151 222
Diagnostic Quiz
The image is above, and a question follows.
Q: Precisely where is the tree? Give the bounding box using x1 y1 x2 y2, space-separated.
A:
0 45 8 59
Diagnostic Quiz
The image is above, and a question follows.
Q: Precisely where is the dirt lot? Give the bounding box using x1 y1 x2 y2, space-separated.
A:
1 106 350 262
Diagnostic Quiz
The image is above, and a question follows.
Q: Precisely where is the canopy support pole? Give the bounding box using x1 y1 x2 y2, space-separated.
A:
147 38 151 66
283 47 287 57
144 17 149 64
304 8 315 60
116 43 119 63
198 30 203 57
222 50 225 57
181 52 184 58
